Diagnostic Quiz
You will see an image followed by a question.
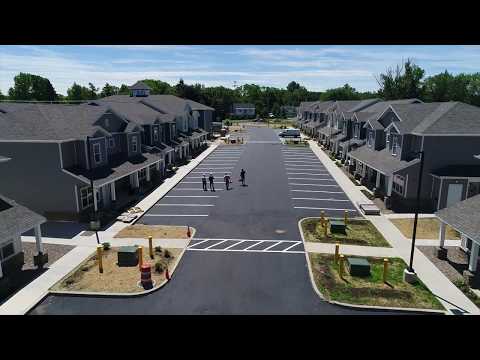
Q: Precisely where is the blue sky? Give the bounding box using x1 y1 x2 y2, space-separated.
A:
1 45 479 95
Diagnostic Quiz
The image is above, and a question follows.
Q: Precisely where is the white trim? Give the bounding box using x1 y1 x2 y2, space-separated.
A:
74 185 80 212
58 143 64 169
92 143 102 164
437 177 444 210
84 140 89 170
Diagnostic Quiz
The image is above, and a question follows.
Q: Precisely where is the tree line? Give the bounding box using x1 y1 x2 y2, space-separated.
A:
2 59 480 119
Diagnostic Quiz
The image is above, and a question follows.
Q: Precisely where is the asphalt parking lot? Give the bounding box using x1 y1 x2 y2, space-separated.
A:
29 127 414 315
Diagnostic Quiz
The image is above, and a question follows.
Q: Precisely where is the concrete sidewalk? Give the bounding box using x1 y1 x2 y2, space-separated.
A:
0 246 94 315
309 140 480 315
305 242 397 258
1 143 218 315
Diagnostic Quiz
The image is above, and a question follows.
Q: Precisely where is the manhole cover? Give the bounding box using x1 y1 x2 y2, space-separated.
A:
275 229 286 234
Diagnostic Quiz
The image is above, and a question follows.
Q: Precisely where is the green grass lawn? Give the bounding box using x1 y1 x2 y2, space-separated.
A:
301 218 391 247
309 253 444 310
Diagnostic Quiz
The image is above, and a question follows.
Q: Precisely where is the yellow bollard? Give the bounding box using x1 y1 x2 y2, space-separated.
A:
383 258 389 283
344 210 348 226
97 245 103 274
339 254 345 278
148 235 153 259
138 246 143 270
334 243 340 264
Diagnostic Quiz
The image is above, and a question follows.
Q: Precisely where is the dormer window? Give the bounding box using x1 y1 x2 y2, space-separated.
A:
105 118 110 128
132 136 138 153
367 131 374 148
153 127 159 142
93 143 102 164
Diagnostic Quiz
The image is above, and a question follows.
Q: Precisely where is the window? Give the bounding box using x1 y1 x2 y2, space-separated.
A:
93 143 102 164
1 241 14 260
153 127 159 142
392 135 398 156
367 131 374 147
105 118 110 128
109 137 115 148
132 136 138 152
392 175 405 195
80 186 93 209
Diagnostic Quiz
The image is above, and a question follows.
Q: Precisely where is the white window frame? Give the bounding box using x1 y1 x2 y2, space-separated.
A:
153 127 159 142
109 137 115 149
80 186 94 210
138 168 147 182
392 135 398 156
0 239 15 261
367 131 374 148
392 175 405 196
105 118 110 128
93 143 102 164
132 136 138 153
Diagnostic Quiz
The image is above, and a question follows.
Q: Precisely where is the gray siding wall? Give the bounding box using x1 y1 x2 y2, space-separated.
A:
437 178 469 210
0 142 85 215
127 133 141 157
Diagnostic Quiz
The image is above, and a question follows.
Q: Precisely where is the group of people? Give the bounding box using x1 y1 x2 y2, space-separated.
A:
202 169 246 191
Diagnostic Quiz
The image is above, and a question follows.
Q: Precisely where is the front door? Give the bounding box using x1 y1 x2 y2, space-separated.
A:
446 183 464 207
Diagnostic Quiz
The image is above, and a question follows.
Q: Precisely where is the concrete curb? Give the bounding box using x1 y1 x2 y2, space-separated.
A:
47 228 196 298
297 218 447 315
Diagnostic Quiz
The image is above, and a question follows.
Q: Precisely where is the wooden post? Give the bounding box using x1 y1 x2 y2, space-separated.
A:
138 246 143 270
97 245 103 274
339 254 345 278
383 258 389 283
148 236 153 259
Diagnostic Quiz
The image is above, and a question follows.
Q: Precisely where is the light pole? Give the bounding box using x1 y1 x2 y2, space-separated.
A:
404 150 425 283
86 136 100 245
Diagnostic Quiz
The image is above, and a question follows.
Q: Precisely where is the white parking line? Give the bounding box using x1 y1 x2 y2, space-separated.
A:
288 178 332 181
294 207 356 211
282 243 301 252
286 164 325 167
165 195 219 198
286 168 325 171
292 198 350 202
224 240 247 249
155 204 215 206
289 183 337 186
144 214 209 216
189 239 212 247
244 241 262 250
187 248 304 254
284 161 320 164
173 188 224 190
291 189 344 193
287 172 329 175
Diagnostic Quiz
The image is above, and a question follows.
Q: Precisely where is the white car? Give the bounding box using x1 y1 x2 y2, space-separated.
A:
279 128 300 138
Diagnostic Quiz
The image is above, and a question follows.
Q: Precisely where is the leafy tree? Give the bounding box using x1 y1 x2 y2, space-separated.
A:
8 72 57 101
118 84 130 95
376 59 425 100
141 79 173 95
287 81 301 92
320 84 362 101
66 82 84 101
0 89 6 100
88 83 98 99
100 83 119 97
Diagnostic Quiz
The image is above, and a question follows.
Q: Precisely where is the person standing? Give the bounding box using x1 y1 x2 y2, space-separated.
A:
202 174 207 191
208 173 215 191
240 168 246 186
224 173 231 190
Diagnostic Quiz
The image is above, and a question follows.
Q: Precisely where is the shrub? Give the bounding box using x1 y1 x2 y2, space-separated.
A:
154 261 165 273
102 242 111 250
164 249 172 259
155 246 163 254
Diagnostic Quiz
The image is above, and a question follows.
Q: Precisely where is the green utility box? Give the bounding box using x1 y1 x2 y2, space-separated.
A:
347 257 371 277
117 246 139 267
330 219 346 234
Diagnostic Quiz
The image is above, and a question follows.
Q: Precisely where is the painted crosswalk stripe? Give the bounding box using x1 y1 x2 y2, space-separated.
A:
205 240 230 249
284 161 320 164
287 172 329 175
173 188 224 190
288 177 332 181
282 243 301 252
224 240 247 250
286 168 324 171
263 242 281 251
292 198 350 202
189 239 213 247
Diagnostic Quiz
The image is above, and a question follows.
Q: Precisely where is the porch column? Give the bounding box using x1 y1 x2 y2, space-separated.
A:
0 259 3 278
375 171 381 188
439 221 446 248
156 161 160 171
387 176 393 196
93 188 98 211
110 182 116 202
146 166 151 182
134 172 140 188
34 224 44 254
468 242 479 273
362 163 367 178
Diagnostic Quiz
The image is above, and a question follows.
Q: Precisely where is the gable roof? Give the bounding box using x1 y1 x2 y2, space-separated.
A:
389 102 480 135
0 103 36 114
0 103 112 141
0 193 46 239
129 81 152 90
436 194 480 243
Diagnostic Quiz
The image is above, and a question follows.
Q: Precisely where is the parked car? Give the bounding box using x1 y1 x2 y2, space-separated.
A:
279 128 300 138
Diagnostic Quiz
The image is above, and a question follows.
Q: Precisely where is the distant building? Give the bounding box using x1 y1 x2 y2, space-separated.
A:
232 103 255 117
129 81 151 97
